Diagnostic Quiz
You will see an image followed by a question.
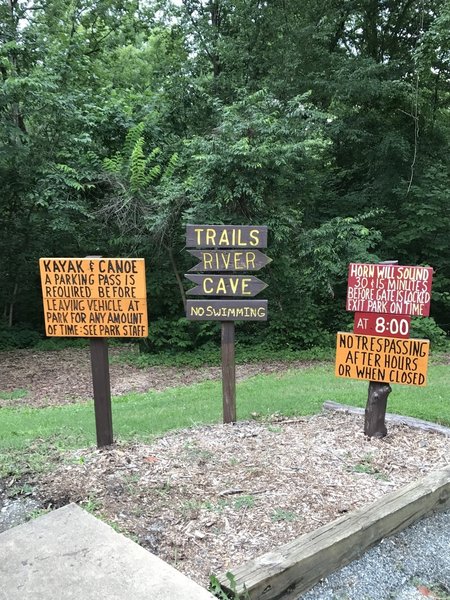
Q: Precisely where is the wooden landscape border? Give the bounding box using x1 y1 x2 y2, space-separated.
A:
217 466 450 600
323 401 450 437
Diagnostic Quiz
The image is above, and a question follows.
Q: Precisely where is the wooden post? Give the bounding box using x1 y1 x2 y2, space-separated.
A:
221 321 236 424
363 262 396 439
90 338 113 447
364 381 392 438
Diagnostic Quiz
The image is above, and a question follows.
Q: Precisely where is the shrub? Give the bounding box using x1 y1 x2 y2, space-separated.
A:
0 322 41 350
410 317 449 349
139 318 220 353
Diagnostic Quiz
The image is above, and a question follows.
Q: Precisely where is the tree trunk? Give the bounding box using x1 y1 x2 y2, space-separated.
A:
167 245 186 311
7 282 18 327
364 381 392 438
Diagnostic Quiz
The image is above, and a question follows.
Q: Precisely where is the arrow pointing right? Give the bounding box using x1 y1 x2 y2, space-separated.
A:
187 249 272 272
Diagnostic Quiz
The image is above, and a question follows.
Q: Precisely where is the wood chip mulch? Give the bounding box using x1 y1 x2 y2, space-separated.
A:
32 412 450 588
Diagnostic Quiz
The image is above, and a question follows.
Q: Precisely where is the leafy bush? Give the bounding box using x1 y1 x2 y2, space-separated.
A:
34 338 89 351
410 317 449 349
0 323 41 350
139 318 220 353
263 312 334 350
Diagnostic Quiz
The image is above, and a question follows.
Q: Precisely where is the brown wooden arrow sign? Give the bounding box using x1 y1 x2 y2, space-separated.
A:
186 225 268 248
187 249 272 272
186 300 268 321
185 274 268 297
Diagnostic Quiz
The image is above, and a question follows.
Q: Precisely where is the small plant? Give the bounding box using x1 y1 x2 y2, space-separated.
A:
374 472 390 482
203 498 229 513
267 424 282 433
271 508 297 522
180 498 203 518
7 482 34 498
81 495 102 513
27 507 51 521
233 495 255 510
183 440 214 461
154 481 172 497
209 572 250 599
352 462 376 475
0 389 29 401
350 453 388 480
411 579 450 599
430 585 450 600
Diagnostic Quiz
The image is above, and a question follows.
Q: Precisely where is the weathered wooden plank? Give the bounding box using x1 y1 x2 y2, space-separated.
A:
186 300 268 321
217 467 450 600
186 225 268 248
187 249 272 272
185 274 268 297
323 401 450 437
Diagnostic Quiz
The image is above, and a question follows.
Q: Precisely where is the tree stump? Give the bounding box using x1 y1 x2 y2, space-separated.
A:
364 381 392 438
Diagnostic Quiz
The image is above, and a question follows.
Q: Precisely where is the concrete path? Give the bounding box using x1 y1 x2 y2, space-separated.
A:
0 503 214 600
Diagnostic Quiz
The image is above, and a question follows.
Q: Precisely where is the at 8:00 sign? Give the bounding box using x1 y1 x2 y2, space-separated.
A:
354 312 411 339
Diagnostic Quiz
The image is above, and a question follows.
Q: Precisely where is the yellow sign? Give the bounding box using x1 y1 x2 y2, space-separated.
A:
335 332 429 386
40 258 148 337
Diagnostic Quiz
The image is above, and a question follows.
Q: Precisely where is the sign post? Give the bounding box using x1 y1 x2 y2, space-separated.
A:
90 337 113 446
336 262 434 437
185 225 270 424
221 321 236 423
39 257 148 447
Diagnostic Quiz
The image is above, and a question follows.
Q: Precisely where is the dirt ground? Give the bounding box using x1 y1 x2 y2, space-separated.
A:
0 346 318 408
1 347 449 590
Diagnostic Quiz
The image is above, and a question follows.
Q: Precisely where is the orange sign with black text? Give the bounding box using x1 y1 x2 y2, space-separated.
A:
335 332 429 386
39 258 148 338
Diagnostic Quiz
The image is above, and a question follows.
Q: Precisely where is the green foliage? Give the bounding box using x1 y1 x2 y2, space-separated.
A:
34 338 90 351
121 342 333 369
209 572 250 600
271 509 298 522
184 89 330 225
0 323 41 350
139 319 219 354
0 389 28 402
263 312 333 350
1 0 449 342
410 317 449 349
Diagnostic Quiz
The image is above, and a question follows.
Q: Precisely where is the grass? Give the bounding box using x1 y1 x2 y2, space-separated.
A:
0 388 28 401
0 362 448 459
114 343 335 368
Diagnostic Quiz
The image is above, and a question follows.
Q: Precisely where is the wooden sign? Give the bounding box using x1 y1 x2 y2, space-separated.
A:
187 249 272 272
186 300 268 321
186 225 268 248
185 274 267 297
346 263 433 316
184 224 270 425
40 258 148 337
335 332 429 386
354 312 411 339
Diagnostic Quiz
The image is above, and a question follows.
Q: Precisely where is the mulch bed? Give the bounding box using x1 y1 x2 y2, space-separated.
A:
1 347 449 588
24 413 450 587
